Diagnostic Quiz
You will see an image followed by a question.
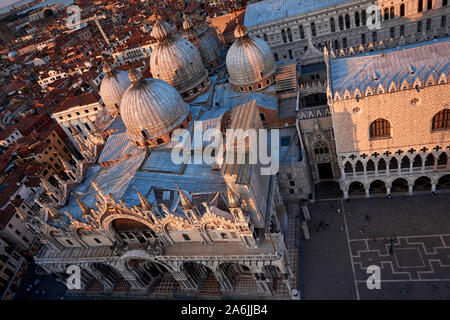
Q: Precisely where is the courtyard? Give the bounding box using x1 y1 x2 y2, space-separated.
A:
300 193 450 299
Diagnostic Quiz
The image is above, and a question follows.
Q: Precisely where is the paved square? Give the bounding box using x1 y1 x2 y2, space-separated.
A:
300 193 450 300
394 248 424 268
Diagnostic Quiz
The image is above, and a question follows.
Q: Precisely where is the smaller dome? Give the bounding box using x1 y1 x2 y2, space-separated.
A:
99 63 132 116
151 21 173 42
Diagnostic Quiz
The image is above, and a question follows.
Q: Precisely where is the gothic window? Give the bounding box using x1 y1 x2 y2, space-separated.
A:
344 161 353 173
314 141 329 154
427 0 433 10
390 7 395 19
330 17 336 32
443 0 448 6
355 161 364 172
418 0 424 12
401 156 410 169
389 157 398 170
432 109 450 130
361 10 367 25
413 155 422 167
366 160 375 172
378 158 387 171
370 118 391 138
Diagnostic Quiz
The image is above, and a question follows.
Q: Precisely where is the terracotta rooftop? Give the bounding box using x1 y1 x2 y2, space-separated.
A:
53 92 101 114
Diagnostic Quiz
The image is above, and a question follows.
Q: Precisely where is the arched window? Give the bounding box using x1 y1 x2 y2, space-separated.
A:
354 12 360 27
361 10 367 25
311 22 316 37
427 0 433 10
390 7 395 19
344 161 353 173
418 0 423 12
400 4 405 16
370 119 391 138
287 28 293 41
157 138 164 144
432 109 450 130
330 17 336 32
299 25 305 39
345 14 350 28
384 8 389 20
339 15 344 30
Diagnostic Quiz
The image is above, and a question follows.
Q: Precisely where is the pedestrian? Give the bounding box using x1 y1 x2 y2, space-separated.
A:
359 229 364 236
340 226 344 232
337 208 341 214
401 288 407 295
366 214 370 221
348 211 352 216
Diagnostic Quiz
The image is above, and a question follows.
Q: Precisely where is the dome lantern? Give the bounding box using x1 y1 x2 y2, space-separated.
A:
99 62 132 116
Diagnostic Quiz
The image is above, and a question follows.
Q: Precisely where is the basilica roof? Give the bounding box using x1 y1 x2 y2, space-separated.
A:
244 0 350 27
329 37 450 99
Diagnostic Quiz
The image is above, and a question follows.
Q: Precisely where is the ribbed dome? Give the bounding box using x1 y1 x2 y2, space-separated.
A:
99 63 131 115
150 20 209 101
197 27 222 68
226 24 277 91
120 74 189 143
151 21 174 42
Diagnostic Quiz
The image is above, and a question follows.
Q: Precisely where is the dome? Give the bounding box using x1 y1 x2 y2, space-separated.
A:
150 20 210 102
120 70 190 147
226 23 277 92
181 15 223 73
99 62 131 116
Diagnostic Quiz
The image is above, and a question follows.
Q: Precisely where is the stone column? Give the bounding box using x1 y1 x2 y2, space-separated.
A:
433 157 438 172
365 187 370 197
431 183 437 193
386 186 391 196
408 184 414 194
